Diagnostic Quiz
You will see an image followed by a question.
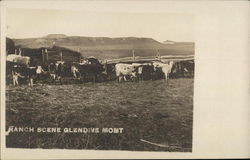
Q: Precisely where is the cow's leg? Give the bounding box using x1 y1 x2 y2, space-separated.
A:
80 73 82 82
118 76 122 82
16 77 19 86
139 74 142 82
78 71 81 80
13 75 16 86
123 75 127 82
77 72 80 79
73 72 76 78
50 74 55 84
77 73 81 82
28 78 31 86
13 75 18 86
163 73 167 81
58 76 62 85
166 74 169 81
13 77 15 86
132 75 137 82
30 78 34 87
52 74 56 83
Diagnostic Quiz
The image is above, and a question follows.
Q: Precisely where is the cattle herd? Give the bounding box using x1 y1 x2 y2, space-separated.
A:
6 54 194 87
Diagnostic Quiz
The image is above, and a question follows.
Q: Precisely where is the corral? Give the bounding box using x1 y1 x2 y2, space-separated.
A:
6 46 195 85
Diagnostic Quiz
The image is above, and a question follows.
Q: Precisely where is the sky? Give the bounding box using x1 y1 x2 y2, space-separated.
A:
6 8 194 42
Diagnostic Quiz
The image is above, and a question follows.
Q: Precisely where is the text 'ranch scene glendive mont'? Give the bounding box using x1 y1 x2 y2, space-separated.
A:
5 8 194 152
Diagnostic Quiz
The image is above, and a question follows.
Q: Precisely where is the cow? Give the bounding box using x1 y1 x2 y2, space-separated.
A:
48 62 57 81
11 65 41 87
48 62 65 84
182 60 194 78
6 54 30 66
115 63 139 82
71 64 81 79
136 63 154 81
101 63 116 81
35 65 45 81
153 61 174 81
169 60 194 78
55 62 64 83
12 65 25 86
71 63 105 83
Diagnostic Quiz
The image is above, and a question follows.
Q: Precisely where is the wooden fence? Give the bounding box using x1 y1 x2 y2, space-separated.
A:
105 54 194 64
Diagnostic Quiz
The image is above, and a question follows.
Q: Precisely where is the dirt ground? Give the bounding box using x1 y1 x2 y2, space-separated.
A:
5 78 193 152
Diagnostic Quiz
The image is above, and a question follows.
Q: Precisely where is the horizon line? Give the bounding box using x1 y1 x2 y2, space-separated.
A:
6 34 194 43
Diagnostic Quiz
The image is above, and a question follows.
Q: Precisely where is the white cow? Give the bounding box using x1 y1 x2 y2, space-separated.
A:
153 61 174 81
7 54 30 66
115 63 138 82
71 65 80 79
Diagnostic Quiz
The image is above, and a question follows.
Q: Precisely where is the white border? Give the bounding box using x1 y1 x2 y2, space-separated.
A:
1 0 250 159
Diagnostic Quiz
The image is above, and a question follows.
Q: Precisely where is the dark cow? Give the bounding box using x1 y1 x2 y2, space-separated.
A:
101 63 117 81
182 60 194 77
48 62 57 81
170 60 194 78
56 62 64 82
48 62 66 84
130 63 154 81
71 63 105 83
11 65 39 86
137 63 155 81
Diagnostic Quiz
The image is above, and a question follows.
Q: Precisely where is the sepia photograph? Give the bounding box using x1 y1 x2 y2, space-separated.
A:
4 8 194 151
1 1 249 159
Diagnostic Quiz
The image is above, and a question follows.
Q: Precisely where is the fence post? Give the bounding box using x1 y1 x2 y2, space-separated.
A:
19 48 22 56
42 49 44 63
45 49 48 61
60 51 63 61
132 50 135 61
157 49 161 60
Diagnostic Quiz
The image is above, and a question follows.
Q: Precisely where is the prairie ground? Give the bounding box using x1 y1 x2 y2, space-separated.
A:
6 78 193 152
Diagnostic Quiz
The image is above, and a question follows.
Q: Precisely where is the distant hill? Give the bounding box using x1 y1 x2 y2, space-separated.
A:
11 34 194 59
44 34 68 39
163 40 175 45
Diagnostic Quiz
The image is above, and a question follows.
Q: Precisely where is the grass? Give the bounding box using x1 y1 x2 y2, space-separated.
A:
5 78 193 152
